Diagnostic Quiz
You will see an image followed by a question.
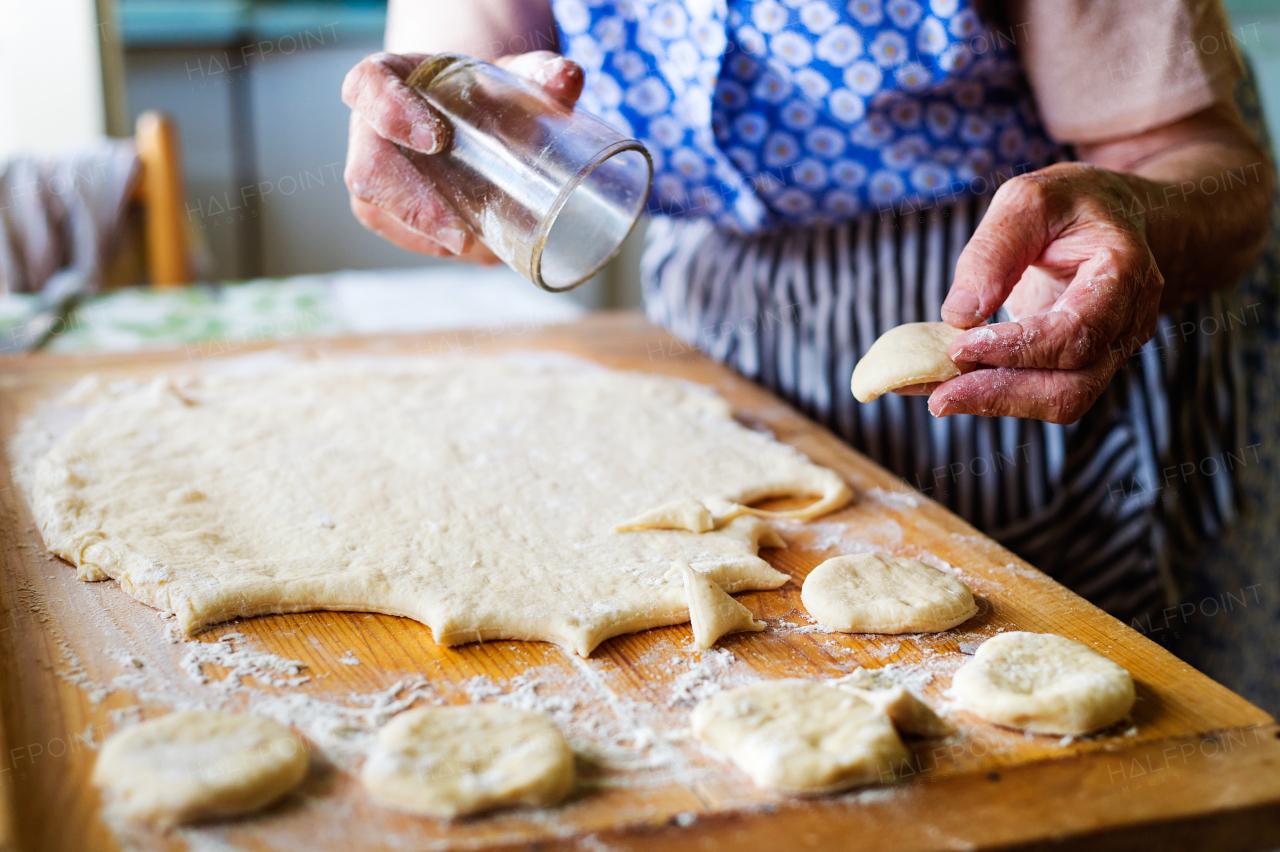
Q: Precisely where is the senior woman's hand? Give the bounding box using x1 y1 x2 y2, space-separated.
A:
907 102 1273 425
928 162 1164 424
342 51 583 260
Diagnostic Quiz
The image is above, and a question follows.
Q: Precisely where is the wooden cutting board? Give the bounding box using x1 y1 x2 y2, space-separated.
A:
0 312 1276 852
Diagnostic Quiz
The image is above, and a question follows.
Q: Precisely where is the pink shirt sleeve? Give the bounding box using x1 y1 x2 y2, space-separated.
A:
1007 0 1245 144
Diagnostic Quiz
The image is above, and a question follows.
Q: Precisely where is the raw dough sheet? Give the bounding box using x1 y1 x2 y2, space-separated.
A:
24 352 848 655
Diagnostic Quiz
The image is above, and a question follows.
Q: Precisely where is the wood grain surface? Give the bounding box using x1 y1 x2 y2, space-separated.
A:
0 312 1276 852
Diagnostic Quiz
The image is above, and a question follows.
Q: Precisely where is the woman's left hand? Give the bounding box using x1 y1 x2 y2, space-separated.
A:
917 162 1165 425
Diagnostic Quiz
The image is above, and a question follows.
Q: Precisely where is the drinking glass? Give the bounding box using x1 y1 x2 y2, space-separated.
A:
405 54 653 292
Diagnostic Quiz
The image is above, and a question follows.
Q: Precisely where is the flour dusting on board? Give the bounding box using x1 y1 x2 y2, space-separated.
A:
667 648 750 706
774 520 895 555
867 487 920 511
182 633 311 690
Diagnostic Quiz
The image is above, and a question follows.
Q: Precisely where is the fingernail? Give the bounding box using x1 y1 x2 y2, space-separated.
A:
410 124 441 154
943 290 980 319
929 394 956 418
436 227 468 254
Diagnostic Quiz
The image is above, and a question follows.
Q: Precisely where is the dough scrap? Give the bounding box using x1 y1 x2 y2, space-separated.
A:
613 486 850 532
678 561 765 649
31 357 850 656
361 705 573 818
951 632 1135 735
851 322 964 402
92 712 307 827
615 498 714 533
831 669 952 738
691 680 907 793
801 554 977 634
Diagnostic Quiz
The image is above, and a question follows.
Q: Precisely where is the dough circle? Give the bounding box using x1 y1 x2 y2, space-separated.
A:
31 357 850 656
691 680 907 793
92 712 307 827
361 704 574 818
801 554 977 633
951 631 1135 734
851 322 964 402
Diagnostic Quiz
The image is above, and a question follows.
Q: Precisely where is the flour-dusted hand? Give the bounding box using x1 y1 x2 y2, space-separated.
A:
341 50 583 260
927 163 1165 424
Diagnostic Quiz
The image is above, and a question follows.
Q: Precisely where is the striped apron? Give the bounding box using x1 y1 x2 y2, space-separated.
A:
640 194 1253 626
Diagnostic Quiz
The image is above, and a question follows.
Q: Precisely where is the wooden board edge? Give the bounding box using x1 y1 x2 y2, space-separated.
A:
512 723 1280 852
0 711 16 852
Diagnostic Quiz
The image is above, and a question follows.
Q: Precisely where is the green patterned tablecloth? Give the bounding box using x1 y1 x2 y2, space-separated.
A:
1 268 584 356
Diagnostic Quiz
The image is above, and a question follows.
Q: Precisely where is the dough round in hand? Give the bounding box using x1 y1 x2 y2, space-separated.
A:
361 705 574 818
951 631 1135 735
801 554 978 633
92 712 307 827
691 680 907 793
850 322 964 402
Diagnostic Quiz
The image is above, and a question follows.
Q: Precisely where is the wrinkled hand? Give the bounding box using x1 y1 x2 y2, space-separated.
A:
341 51 584 260
899 163 1164 425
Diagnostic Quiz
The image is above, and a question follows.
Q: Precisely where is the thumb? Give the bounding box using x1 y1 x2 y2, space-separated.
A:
494 52 585 108
942 176 1053 328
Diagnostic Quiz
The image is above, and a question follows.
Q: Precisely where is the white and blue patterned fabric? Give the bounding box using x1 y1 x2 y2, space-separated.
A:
552 0 1063 233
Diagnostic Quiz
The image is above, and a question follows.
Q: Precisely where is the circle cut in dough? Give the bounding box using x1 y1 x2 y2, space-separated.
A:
951 631 1136 735
92 712 308 827
691 680 908 793
361 704 575 818
801 554 978 634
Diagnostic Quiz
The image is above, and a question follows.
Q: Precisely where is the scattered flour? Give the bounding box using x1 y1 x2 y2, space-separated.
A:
909 550 959 575
667 649 743 706
180 632 311 691
778 521 889 555
863 639 903 659
851 662 938 695
460 673 578 723
56 638 111 703
867 487 921 511
786 624 834 635
242 677 440 768
997 561 1045 580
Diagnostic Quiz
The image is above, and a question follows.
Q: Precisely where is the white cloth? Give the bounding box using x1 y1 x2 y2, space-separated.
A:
0 139 140 296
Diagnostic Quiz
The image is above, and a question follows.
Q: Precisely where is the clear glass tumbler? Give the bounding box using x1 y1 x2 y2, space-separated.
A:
405 54 653 293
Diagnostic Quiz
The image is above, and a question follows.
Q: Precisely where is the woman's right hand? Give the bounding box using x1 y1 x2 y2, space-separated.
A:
341 51 584 261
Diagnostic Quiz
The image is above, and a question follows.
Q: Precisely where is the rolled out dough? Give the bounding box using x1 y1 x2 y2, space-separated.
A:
691 680 907 793
31 356 849 656
850 322 964 402
801 554 977 634
361 705 574 818
951 632 1135 735
93 712 307 827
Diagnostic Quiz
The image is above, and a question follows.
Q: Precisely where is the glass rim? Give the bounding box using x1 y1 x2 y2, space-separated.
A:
530 139 654 293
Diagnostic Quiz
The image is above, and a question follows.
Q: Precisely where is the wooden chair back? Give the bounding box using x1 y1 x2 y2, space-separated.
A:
132 110 191 287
